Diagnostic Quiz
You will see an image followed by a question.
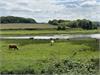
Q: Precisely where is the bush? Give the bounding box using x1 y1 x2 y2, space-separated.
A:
57 26 62 30
0 58 99 74
57 26 66 30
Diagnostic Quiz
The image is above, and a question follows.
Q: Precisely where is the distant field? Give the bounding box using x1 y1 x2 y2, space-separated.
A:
0 29 99 36
0 24 99 36
0 23 57 30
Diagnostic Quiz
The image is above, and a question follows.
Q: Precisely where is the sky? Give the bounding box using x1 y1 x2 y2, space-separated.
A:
0 0 100 22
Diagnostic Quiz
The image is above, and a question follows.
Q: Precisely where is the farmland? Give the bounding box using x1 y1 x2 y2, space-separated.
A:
0 24 99 36
0 39 99 74
0 23 57 30
0 23 100 74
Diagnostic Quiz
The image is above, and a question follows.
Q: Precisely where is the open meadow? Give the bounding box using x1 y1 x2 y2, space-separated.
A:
0 24 100 36
0 23 57 30
0 39 99 74
0 24 100 74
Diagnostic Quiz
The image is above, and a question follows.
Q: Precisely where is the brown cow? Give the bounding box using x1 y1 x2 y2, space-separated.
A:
9 44 18 50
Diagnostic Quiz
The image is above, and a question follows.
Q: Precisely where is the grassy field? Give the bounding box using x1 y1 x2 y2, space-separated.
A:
0 29 99 36
0 39 99 74
0 23 100 74
0 23 99 36
0 23 57 30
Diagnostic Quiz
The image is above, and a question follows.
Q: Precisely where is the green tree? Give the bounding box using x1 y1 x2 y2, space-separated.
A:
0 16 37 23
57 26 62 30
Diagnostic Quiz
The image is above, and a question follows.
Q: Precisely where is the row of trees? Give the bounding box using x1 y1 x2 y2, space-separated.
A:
0 16 99 30
0 16 37 23
48 19 99 30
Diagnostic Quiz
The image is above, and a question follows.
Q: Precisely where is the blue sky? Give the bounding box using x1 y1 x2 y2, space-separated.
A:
0 0 100 22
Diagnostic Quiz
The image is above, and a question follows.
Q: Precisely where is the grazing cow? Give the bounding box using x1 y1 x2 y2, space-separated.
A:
50 39 55 46
9 44 18 50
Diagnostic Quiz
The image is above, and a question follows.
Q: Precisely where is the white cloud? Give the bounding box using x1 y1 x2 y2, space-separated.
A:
80 0 100 6
0 0 100 22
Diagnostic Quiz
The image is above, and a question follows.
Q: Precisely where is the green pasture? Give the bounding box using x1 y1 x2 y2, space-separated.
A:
0 23 99 74
0 23 99 36
0 39 99 74
0 23 57 29
0 29 99 36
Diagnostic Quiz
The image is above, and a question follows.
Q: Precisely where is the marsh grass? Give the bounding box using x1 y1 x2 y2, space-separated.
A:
0 28 99 36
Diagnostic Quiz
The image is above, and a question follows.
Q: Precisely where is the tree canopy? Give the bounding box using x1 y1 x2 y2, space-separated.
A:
0 16 37 24
48 19 98 30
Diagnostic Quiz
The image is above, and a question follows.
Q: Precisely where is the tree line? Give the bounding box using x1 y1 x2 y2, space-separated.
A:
0 16 37 24
0 16 99 30
48 19 99 30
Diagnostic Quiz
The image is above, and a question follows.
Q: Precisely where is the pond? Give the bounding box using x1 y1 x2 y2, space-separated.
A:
0 34 100 40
